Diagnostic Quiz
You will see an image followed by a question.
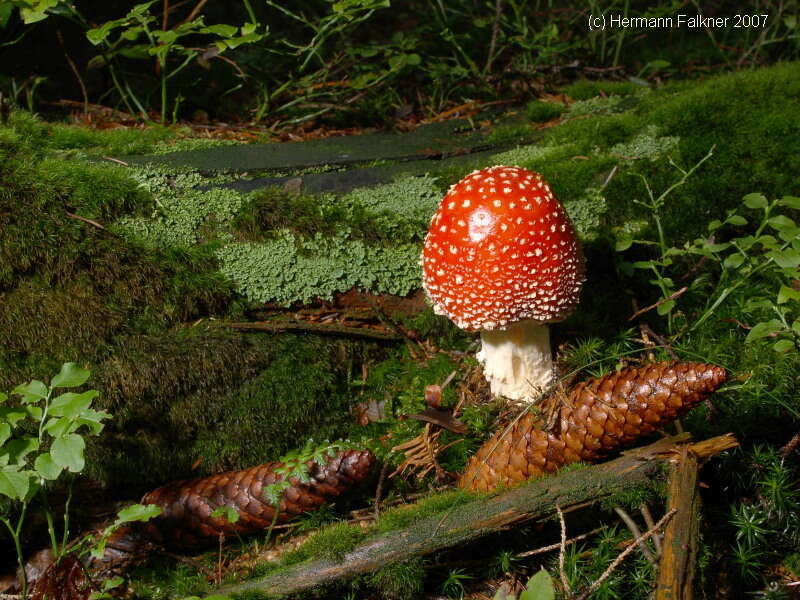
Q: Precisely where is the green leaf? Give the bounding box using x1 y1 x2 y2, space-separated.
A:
723 254 745 270
0 406 31 428
520 569 555 600
743 193 768 209
49 390 99 418
35 453 64 480
0 423 9 446
203 23 238 37
51 434 86 473
726 215 748 226
87 22 118 45
774 339 795 353
778 196 800 210
211 505 240 523
657 299 676 315
778 285 800 304
745 319 784 343
51 363 91 389
115 503 162 524
770 249 800 269
707 219 723 232
768 215 797 231
43 416 74 438
0 468 31 501
5 436 39 465
13 380 48 401
615 233 634 251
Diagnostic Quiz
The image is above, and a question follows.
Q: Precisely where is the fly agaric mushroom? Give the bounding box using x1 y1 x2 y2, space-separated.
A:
422 165 585 403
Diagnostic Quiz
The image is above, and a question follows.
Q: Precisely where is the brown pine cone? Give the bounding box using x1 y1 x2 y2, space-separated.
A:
459 362 726 492
137 449 375 548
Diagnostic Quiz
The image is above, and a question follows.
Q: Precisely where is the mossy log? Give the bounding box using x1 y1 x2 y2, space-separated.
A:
655 446 701 600
211 433 737 598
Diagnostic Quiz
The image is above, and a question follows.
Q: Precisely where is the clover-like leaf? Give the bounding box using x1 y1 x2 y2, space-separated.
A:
35 452 64 481
0 467 32 501
745 319 784 343
51 434 86 473
520 569 555 600
49 390 99 418
51 363 91 389
743 193 768 209
13 380 48 402
115 503 162 525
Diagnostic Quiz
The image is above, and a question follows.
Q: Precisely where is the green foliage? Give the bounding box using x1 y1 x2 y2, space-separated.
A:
726 446 800 584
440 567 471 598
616 189 800 349
0 363 109 596
262 440 356 506
85 1 267 122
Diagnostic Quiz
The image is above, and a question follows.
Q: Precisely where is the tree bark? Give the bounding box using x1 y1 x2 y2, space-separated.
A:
655 446 701 600
211 434 737 598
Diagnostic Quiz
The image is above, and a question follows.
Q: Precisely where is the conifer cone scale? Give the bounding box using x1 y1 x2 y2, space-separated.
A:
458 362 726 492
138 449 375 548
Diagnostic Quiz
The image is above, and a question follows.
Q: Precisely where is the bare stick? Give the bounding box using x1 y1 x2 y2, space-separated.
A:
65 211 108 232
557 505 572 597
484 0 504 75
575 509 678 600
373 462 389 519
628 287 688 321
613 506 656 566
640 504 661 555
57 31 88 114
779 431 800 458
516 526 606 558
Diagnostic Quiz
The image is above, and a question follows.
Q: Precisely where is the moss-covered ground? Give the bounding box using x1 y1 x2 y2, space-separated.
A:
0 62 798 597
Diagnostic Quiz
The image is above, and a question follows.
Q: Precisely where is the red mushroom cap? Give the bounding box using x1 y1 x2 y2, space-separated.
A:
422 165 585 331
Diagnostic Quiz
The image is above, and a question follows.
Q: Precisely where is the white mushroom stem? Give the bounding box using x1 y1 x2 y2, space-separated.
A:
475 320 555 403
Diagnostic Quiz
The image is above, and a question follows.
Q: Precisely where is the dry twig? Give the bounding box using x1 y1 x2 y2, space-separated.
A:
557 505 572 597
613 506 656 566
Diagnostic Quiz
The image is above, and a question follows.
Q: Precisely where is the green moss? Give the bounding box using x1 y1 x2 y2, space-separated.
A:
364 559 425 600
128 561 211 600
564 79 645 100
376 489 476 533
525 100 566 123
87 329 370 487
47 122 176 155
296 522 367 562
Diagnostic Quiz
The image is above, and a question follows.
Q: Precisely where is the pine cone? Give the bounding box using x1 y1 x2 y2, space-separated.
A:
138 449 375 548
459 362 726 492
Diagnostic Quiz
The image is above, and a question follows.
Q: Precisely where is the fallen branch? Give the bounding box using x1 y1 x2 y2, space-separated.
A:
210 434 737 598
655 446 701 599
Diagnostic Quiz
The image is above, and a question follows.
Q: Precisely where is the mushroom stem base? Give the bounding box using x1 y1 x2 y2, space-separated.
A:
476 321 554 403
